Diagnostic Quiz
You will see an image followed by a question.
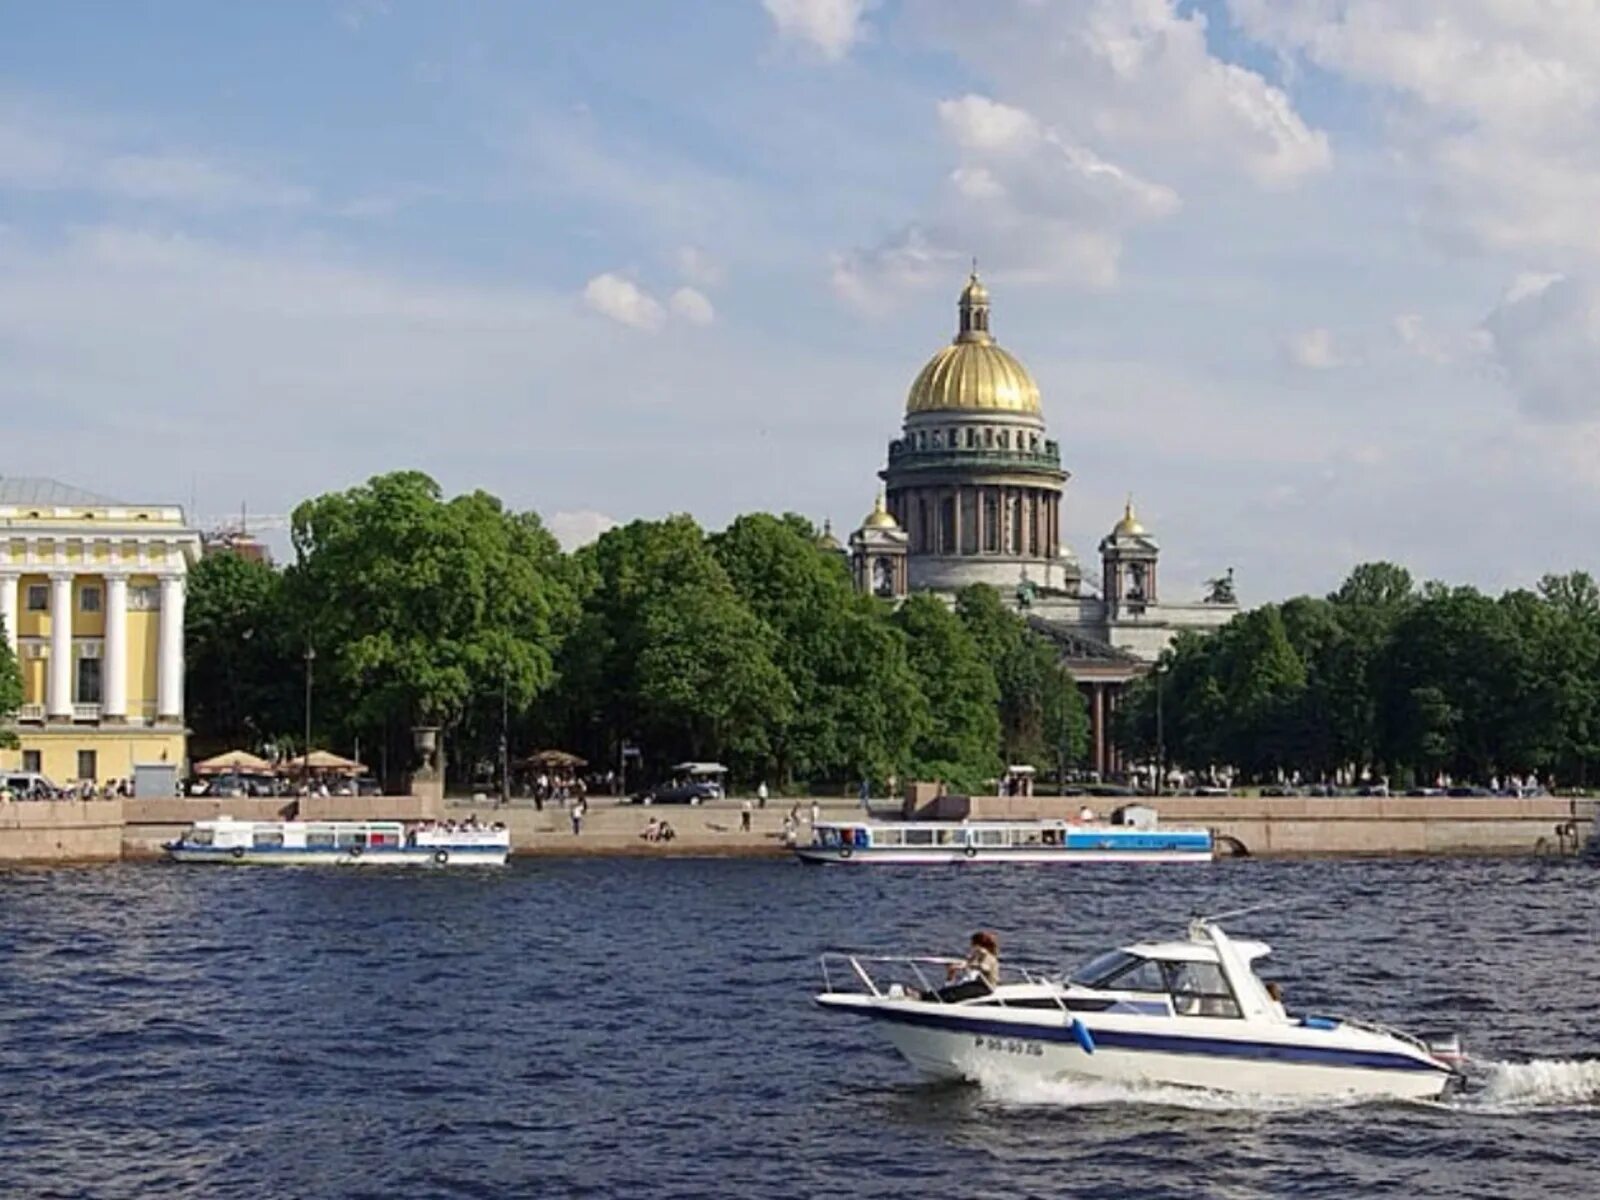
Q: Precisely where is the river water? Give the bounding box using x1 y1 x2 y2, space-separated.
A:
1 856 1596 1199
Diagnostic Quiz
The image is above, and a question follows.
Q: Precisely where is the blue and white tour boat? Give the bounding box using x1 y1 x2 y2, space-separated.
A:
815 915 1466 1100
795 815 1213 865
164 817 510 867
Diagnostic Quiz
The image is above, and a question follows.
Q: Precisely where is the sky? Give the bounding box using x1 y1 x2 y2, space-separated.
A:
5 0 1600 602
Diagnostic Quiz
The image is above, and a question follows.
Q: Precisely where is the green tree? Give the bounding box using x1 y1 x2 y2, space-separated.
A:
285 472 577 781
710 512 923 786
185 551 300 749
953 584 1087 775
551 515 793 783
0 614 20 749
894 593 1001 791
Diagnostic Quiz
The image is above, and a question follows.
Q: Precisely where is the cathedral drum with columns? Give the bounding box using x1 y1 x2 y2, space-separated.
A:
0 478 201 789
880 272 1072 594
848 274 1239 779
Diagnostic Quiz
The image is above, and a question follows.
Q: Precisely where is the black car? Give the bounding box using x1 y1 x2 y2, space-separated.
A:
633 780 720 805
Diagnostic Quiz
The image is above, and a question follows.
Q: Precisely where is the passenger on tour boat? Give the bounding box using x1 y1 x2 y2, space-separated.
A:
927 931 1000 1003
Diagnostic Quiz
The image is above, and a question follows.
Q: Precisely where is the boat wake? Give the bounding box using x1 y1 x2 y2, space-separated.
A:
1455 1058 1600 1113
971 1057 1600 1115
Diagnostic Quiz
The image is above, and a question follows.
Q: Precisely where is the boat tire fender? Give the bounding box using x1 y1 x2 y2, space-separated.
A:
964 845 977 859
433 850 449 866
838 846 852 860
349 845 363 859
231 846 245 860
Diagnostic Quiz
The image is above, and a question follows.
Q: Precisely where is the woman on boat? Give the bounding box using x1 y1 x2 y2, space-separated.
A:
934 931 1000 1003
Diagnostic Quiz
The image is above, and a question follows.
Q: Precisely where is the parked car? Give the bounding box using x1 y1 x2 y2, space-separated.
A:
633 780 721 805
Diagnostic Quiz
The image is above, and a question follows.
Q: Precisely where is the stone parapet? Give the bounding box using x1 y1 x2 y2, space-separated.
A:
0 798 124 863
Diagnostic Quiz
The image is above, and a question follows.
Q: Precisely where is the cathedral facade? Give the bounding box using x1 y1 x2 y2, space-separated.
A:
847 273 1239 777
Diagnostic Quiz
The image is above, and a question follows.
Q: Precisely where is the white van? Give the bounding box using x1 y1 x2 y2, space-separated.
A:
2 772 59 800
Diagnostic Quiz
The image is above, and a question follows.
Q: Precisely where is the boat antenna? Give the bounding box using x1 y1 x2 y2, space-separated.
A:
1194 896 1315 925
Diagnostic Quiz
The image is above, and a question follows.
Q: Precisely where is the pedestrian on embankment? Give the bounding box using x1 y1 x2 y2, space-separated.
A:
741 798 752 832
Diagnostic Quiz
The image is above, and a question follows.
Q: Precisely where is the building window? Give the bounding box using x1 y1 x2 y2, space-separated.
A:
76 657 102 704
26 585 48 612
23 750 41 773
80 585 102 614
77 749 97 782
129 585 161 611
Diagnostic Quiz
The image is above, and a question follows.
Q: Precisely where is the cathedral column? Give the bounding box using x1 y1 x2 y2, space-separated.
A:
1092 684 1107 778
952 486 963 556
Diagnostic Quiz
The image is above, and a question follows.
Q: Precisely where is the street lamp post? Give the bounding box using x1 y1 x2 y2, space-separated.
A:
1154 662 1166 797
303 645 316 768
499 669 510 808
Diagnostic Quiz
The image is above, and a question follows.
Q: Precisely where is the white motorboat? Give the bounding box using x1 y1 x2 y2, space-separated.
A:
795 818 1212 865
164 817 510 867
815 916 1465 1100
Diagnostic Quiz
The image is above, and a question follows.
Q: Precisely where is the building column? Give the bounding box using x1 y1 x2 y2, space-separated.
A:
103 575 128 721
0 572 17 656
1092 684 1107 778
157 573 185 723
47 572 73 720
952 487 964 556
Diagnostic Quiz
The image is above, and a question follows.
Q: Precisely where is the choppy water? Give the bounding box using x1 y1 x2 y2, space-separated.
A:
0 856 1596 1199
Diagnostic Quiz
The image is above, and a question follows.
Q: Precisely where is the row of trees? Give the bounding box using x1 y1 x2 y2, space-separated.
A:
1114 562 1600 789
185 471 1088 792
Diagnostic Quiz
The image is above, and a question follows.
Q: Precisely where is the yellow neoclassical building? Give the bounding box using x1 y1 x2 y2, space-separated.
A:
0 478 201 787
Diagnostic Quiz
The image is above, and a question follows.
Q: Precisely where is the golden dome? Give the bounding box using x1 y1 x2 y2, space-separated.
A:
861 490 899 530
905 272 1042 415
816 518 842 551
1112 497 1146 537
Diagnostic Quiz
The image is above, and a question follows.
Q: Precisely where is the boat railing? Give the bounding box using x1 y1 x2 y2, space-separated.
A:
818 952 1072 1012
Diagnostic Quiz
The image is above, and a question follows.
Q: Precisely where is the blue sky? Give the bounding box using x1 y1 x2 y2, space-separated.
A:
5 1 1600 600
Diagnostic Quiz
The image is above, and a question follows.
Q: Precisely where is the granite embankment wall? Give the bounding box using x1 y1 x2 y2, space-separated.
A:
0 798 125 864
945 793 1598 857
0 792 1593 864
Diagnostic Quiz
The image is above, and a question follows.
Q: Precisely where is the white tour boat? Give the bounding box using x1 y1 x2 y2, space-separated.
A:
815 916 1466 1100
164 817 510 867
795 816 1213 865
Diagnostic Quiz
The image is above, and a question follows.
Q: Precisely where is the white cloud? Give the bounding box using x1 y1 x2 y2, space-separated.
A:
1228 1 1600 259
1284 327 1343 370
0 100 313 211
763 0 871 61
912 0 1330 188
833 94 1179 308
1482 273 1600 422
582 272 665 331
100 153 311 209
547 509 620 550
669 286 716 326
674 244 724 287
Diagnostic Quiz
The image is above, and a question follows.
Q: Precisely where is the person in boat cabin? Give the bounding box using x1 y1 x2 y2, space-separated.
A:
932 931 1001 1003
1265 981 1289 1020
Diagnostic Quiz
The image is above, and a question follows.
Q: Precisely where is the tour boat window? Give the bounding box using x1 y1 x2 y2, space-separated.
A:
936 829 956 845
369 831 399 847
875 829 903 846
1019 829 1041 845
904 828 935 846
973 828 1007 847
190 829 214 846
252 830 285 849
306 828 335 847
1163 961 1242 1018
335 830 365 847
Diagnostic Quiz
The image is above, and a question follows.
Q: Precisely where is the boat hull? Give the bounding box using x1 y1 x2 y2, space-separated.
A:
823 998 1454 1100
795 847 1212 865
165 845 507 867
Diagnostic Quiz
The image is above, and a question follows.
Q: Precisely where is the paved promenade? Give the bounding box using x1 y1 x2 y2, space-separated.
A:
446 795 869 857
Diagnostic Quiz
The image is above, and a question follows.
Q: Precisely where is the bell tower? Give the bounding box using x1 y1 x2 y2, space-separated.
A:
1100 497 1159 617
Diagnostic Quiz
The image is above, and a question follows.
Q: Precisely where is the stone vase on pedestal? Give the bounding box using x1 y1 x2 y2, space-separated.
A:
409 725 445 812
